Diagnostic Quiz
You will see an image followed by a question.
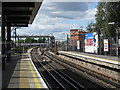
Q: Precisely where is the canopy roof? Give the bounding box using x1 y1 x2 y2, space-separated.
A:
3 2 43 27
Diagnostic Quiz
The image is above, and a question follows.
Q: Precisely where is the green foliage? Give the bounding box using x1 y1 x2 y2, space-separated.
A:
16 38 46 43
18 39 25 43
25 38 38 43
95 2 106 36
95 2 120 37
86 22 96 32
25 38 33 43
38 38 46 43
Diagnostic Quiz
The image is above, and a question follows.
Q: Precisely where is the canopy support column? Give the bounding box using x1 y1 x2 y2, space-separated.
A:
6 23 11 62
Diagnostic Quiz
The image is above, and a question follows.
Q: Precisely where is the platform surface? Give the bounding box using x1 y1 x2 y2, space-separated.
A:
59 51 120 65
7 53 48 89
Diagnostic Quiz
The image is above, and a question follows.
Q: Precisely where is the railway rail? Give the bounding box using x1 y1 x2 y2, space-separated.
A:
30 47 119 89
57 53 120 87
45 51 120 89
31 48 87 90
31 49 65 89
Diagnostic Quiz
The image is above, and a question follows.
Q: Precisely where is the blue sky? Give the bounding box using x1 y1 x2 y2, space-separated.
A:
17 1 98 40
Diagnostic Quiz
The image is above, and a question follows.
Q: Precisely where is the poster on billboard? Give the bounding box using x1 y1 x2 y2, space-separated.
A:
77 40 80 49
104 39 109 51
84 33 94 53
84 32 98 53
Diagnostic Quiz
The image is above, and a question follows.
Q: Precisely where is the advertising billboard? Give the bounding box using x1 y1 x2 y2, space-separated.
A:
84 32 98 53
77 40 80 49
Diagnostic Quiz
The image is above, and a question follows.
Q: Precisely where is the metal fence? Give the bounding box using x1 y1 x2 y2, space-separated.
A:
65 36 118 56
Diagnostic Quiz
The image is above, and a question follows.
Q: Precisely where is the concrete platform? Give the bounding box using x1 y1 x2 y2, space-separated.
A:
58 51 120 81
58 51 120 69
2 52 48 89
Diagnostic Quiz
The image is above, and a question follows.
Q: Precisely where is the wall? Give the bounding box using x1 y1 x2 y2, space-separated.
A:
70 29 87 51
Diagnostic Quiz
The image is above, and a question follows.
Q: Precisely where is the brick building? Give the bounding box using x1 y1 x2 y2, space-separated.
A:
70 29 88 51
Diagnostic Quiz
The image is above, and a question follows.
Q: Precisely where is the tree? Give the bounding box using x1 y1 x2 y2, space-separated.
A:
38 38 46 43
105 2 119 37
25 38 34 43
95 2 120 37
95 2 106 36
86 22 96 32
18 39 25 43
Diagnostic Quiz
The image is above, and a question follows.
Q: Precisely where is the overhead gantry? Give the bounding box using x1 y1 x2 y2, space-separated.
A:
11 35 55 47
1 1 43 70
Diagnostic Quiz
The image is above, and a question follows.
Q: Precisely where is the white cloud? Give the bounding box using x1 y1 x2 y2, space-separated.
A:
85 8 97 20
17 2 97 40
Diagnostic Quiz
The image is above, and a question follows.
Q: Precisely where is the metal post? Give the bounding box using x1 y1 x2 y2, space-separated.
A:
48 38 49 48
110 37 112 56
83 33 85 52
118 28 120 57
108 22 119 57
6 23 11 62
116 27 119 57
50 37 52 49
97 29 100 55
79 30 80 52
2 11 6 70
73 34 75 51
18 35 19 46
114 22 119 57
14 28 17 53
67 34 68 51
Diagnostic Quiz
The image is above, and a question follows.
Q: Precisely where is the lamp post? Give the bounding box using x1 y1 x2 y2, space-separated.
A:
79 26 84 52
62 33 69 51
108 22 119 57
98 28 101 55
12 27 21 53
77 29 81 52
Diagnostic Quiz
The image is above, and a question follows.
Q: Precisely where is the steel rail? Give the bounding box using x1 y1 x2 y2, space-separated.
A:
35 53 80 90
30 50 52 90
42 60 83 90
45 51 120 88
31 48 65 90
44 60 87 90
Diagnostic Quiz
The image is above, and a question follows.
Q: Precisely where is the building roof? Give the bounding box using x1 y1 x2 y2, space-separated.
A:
70 29 88 33
3 2 43 27
70 29 80 31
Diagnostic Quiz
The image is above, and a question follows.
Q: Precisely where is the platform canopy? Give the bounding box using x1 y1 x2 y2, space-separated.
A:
2 2 43 27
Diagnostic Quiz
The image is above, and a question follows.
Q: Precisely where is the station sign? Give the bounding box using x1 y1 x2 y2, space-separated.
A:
104 39 108 51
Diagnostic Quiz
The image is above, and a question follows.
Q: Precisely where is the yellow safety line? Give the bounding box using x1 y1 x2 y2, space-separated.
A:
28 62 41 88
61 51 120 64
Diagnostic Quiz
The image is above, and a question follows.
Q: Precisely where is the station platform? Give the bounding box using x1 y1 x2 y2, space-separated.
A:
2 51 48 89
59 51 119 64
58 51 120 69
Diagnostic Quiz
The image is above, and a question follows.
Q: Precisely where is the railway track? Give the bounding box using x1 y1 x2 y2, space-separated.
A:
44 51 120 89
31 49 65 89
31 48 87 90
30 47 120 89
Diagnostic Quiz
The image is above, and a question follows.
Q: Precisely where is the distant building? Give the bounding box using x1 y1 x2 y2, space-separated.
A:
70 29 88 51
